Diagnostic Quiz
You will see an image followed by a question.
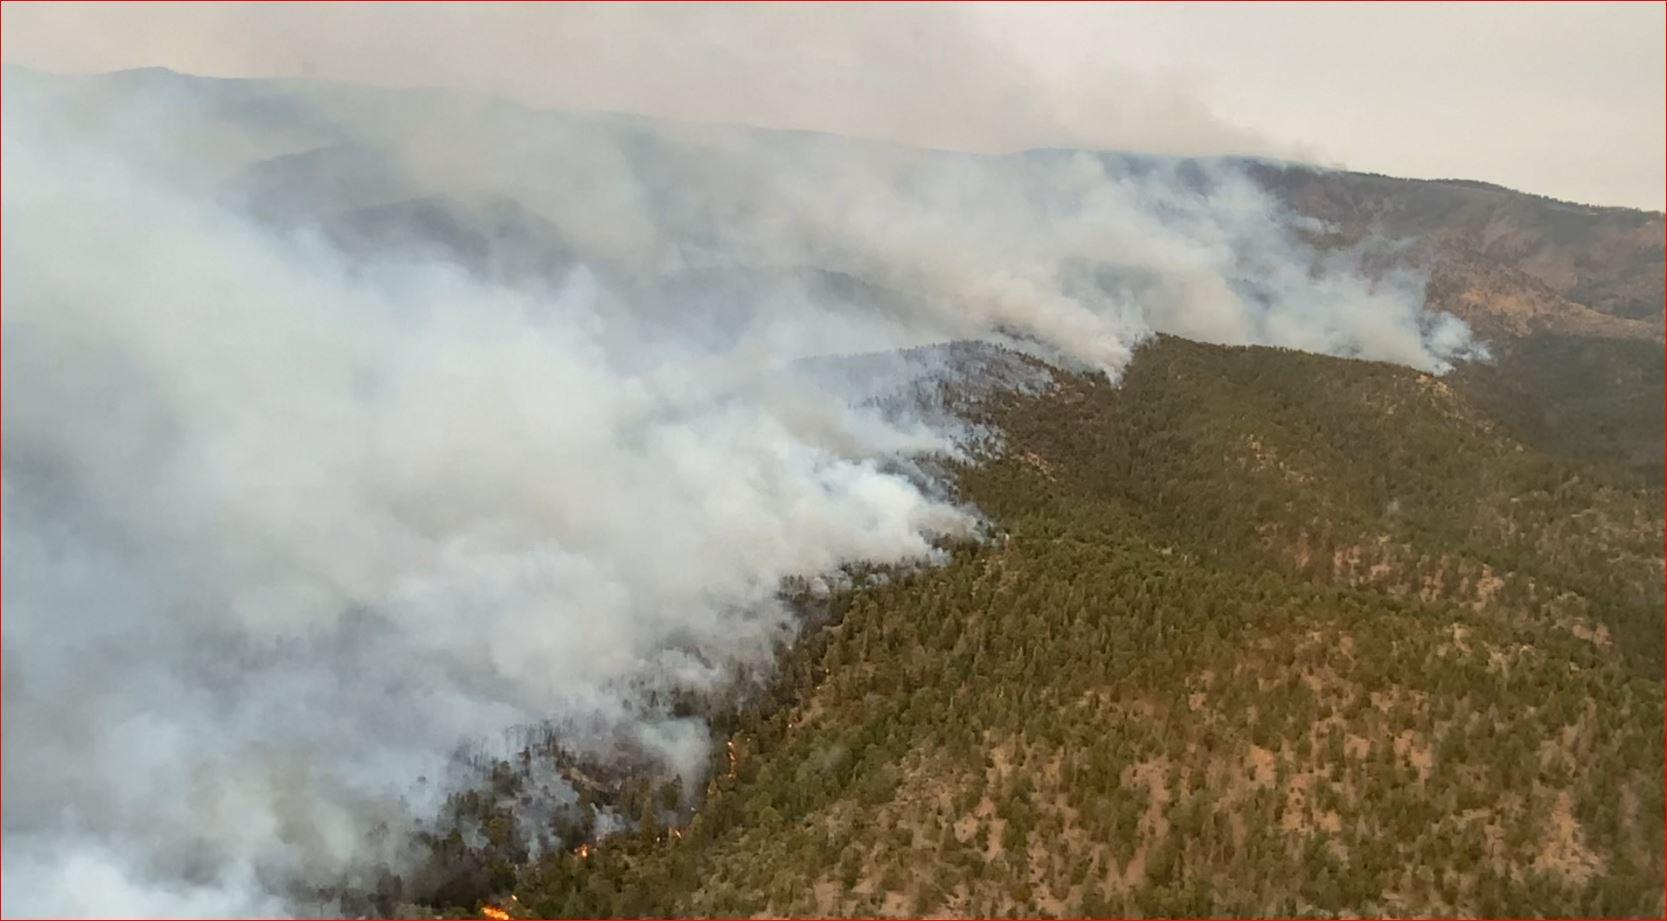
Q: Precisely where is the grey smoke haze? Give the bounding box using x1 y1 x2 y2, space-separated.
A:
2 68 1479 916
0 3 1299 164
3 3 1662 209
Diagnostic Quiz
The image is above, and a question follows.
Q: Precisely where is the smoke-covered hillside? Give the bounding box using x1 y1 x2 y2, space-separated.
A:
1 66 1660 918
494 335 1661 918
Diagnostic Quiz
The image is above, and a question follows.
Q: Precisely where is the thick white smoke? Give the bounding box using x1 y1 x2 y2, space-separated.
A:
2 68 1480 916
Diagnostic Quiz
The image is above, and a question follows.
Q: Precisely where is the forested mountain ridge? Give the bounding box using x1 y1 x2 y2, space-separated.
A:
402 331 1664 920
1249 162 1666 328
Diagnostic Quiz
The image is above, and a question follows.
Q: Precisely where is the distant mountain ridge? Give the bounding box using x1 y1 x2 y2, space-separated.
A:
10 64 1662 350
1248 162 1664 328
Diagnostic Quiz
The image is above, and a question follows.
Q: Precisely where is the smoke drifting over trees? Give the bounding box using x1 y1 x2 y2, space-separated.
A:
2 68 1480 915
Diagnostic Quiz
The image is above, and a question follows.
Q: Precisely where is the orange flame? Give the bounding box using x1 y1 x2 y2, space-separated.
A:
574 843 591 859
481 906 510 921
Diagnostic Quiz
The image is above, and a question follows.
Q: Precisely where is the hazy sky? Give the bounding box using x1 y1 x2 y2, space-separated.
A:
3 1 1663 210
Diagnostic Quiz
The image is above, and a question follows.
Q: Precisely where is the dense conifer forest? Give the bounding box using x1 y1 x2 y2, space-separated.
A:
399 333 1663 919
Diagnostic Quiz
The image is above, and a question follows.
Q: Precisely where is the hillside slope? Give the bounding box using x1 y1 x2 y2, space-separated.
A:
1250 164 1665 325
403 334 1663 920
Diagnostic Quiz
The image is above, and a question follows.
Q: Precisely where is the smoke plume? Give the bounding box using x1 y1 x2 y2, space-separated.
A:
1 68 1479 916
